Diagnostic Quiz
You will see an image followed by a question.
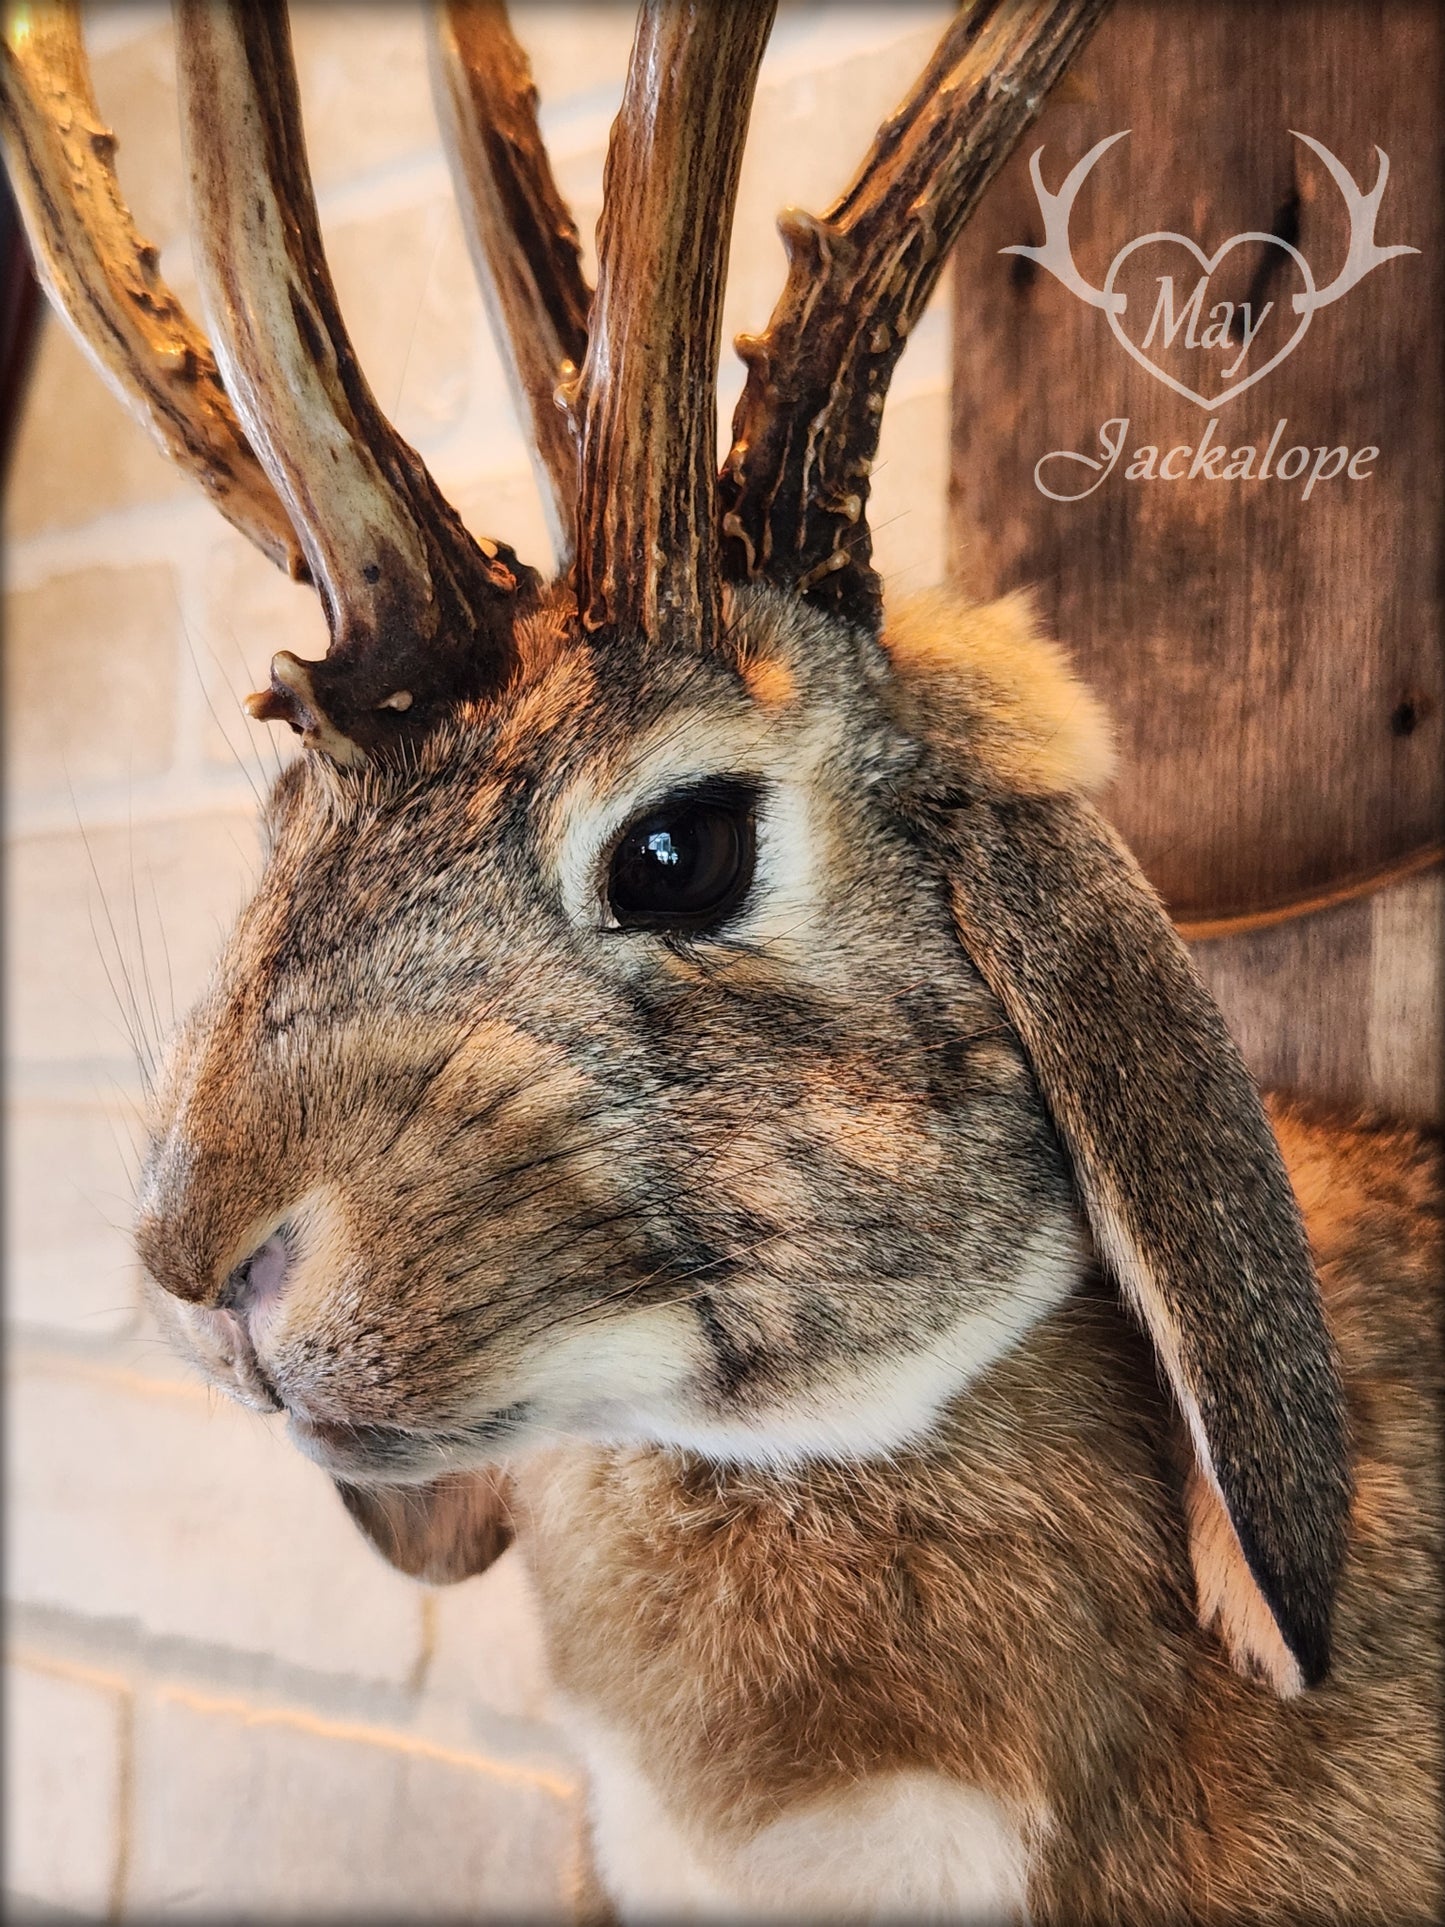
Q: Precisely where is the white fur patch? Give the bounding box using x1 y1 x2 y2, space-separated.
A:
570 1711 1037 1923
484 1217 1079 1470
568 1712 734 1918
626 1216 1081 1468
550 707 834 969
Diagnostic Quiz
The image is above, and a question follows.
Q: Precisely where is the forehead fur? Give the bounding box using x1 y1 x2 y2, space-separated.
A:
273 582 907 831
268 581 1111 850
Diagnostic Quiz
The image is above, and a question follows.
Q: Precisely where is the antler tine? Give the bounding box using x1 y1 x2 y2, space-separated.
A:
0 1 304 578
174 0 537 763
574 0 776 652
428 1 591 568
720 0 1112 633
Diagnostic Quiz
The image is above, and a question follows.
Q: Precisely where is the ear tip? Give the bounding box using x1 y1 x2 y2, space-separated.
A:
1280 1605 1332 1690
1250 1547 1338 1691
1298 1643 1332 1691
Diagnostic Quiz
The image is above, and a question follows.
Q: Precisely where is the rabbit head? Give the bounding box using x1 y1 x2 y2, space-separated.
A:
137 581 1098 1480
4 4 1347 1694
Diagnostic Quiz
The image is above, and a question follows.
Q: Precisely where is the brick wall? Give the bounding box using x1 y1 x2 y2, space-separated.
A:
3 5 954 1915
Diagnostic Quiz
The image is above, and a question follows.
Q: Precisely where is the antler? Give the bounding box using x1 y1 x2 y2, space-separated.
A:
573 0 776 652
999 131 1129 310
174 1 537 761
719 0 1112 633
0 0 304 577
9 0 1117 741
1290 134 1418 313
428 1 591 565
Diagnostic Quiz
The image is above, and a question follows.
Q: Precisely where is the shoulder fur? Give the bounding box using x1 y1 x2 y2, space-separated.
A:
882 587 1115 797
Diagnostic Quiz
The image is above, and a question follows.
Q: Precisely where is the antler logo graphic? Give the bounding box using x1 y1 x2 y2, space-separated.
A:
1003 133 1418 410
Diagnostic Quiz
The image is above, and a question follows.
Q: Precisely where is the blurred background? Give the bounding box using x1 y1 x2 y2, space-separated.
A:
2 4 957 1916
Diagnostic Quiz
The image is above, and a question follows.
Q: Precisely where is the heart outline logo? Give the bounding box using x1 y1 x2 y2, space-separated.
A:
1000 132 1418 413
1101 231 1317 411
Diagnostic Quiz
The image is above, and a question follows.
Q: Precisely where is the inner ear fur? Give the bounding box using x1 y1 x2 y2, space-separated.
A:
335 1470 513 1585
887 594 1351 1693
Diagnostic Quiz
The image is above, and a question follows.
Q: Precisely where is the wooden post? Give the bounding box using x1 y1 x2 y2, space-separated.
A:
948 0 1442 1119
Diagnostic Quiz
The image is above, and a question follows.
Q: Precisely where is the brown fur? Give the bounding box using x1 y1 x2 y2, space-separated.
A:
135 585 1442 1920
518 1100 1441 1923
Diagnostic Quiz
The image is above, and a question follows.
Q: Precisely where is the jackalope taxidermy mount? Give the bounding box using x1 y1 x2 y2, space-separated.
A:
3 1 1439 1920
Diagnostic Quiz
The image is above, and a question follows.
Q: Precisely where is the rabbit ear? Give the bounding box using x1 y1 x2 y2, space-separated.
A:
334 1471 513 1585
927 783 1350 1693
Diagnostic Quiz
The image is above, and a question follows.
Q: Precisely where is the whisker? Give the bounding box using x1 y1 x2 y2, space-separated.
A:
179 603 267 814
126 784 166 1067
71 806 154 1083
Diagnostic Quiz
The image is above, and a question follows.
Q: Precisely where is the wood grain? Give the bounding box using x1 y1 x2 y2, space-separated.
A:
947 0 1442 930
946 0 1442 1120
1190 869 1443 1125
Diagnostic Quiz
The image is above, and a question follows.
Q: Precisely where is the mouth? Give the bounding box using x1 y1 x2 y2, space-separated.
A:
287 1405 530 1481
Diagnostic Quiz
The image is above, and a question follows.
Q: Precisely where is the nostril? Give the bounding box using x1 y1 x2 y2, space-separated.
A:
206 1307 285 1414
220 1231 292 1316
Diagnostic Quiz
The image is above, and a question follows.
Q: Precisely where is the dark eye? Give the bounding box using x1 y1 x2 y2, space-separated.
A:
606 781 757 933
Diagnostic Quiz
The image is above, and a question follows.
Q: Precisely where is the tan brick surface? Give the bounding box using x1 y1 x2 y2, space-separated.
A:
6 566 180 794
3 1657 128 1917
727 12 955 343
870 381 952 604
515 4 636 110
192 523 323 773
4 319 189 543
6 1092 145 1338
321 196 484 451
85 15 190 260
288 6 444 193
127 1685 582 1919
7 812 260 1069
443 463 561 583
10 1348 428 1685
424 1553 557 1729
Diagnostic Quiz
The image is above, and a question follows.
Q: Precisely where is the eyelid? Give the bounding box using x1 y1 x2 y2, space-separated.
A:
598 775 762 866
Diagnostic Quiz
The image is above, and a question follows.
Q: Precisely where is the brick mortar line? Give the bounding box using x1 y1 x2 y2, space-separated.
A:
7 1604 432 1728
3 1064 148 1106
2 1648 138 1918
3 449 536 592
154 1681 578 1801
8 1644 577 1806
5 341 945 610
7 1592 574 1769
7 1646 133 1697
408 1591 440 1697
108 1689 135 1923
167 553 248 799
13 1345 215 1406
6 772 265 841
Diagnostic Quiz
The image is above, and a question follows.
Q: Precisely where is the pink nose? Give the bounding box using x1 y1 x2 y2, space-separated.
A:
221 1232 291 1318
